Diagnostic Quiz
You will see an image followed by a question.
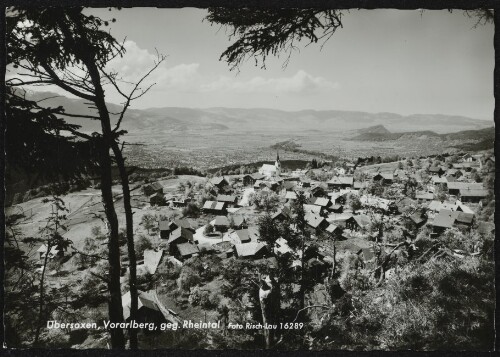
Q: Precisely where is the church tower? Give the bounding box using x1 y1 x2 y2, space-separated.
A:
275 151 281 177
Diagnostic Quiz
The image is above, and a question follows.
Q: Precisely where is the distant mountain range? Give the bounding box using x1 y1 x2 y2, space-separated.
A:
25 91 493 135
349 124 495 151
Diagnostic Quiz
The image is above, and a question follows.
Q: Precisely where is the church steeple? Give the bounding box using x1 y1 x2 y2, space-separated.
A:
275 151 281 177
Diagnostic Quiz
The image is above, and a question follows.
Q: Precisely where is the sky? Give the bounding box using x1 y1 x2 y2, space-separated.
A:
31 8 498 119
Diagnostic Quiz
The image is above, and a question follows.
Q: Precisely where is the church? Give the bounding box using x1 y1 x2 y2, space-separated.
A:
259 152 281 178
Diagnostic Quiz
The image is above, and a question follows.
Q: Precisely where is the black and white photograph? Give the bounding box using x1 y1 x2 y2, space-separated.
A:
3 4 496 350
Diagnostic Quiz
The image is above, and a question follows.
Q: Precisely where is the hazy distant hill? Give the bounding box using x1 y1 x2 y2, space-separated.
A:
26 91 492 135
349 124 494 151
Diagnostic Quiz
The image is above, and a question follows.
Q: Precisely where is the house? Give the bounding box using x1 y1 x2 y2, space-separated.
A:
416 191 434 203
454 212 474 228
217 194 239 207
305 213 330 232
228 228 258 244
431 209 460 234
373 173 393 185
271 207 291 222
408 210 428 229
173 242 199 260
345 214 371 232
285 191 298 202
431 176 448 186
429 165 445 176
158 220 171 239
160 218 196 239
214 215 230 232
122 290 180 327
242 173 266 186
229 214 247 229
254 180 268 191
310 185 328 198
310 197 332 210
143 182 163 197
234 242 268 259
149 192 165 206
209 177 229 190
168 219 196 234
459 188 488 203
202 200 227 215
326 223 343 237
327 176 354 190
330 204 343 213
172 198 189 208
446 182 484 196
304 204 324 216
454 201 474 214
282 181 297 192
427 200 456 213
330 193 347 205
168 227 194 245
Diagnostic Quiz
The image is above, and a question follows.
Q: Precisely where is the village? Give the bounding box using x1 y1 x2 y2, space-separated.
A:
7 146 494 348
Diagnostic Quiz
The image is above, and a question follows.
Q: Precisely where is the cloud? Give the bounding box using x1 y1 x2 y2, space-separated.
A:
107 42 338 95
106 40 200 91
201 70 339 94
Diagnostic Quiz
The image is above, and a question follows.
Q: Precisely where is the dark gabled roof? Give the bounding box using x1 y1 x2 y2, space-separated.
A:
459 189 488 198
203 200 226 210
214 215 230 226
305 213 327 229
447 182 484 190
250 173 267 180
210 176 227 186
172 218 195 231
409 212 427 225
326 224 342 234
231 215 246 226
339 176 354 185
176 242 199 257
455 212 474 225
312 197 330 207
347 214 371 228
168 227 194 244
233 229 251 243
234 242 267 257
217 194 237 203
283 181 297 190
148 182 163 191
432 209 457 229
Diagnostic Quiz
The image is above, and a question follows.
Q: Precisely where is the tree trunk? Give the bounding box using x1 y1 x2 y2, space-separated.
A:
68 14 126 348
34 240 51 346
97 140 126 349
259 283 271 348
112 143 138 349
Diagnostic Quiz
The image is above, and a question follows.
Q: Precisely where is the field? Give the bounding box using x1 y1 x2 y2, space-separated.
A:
122 127 492 170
